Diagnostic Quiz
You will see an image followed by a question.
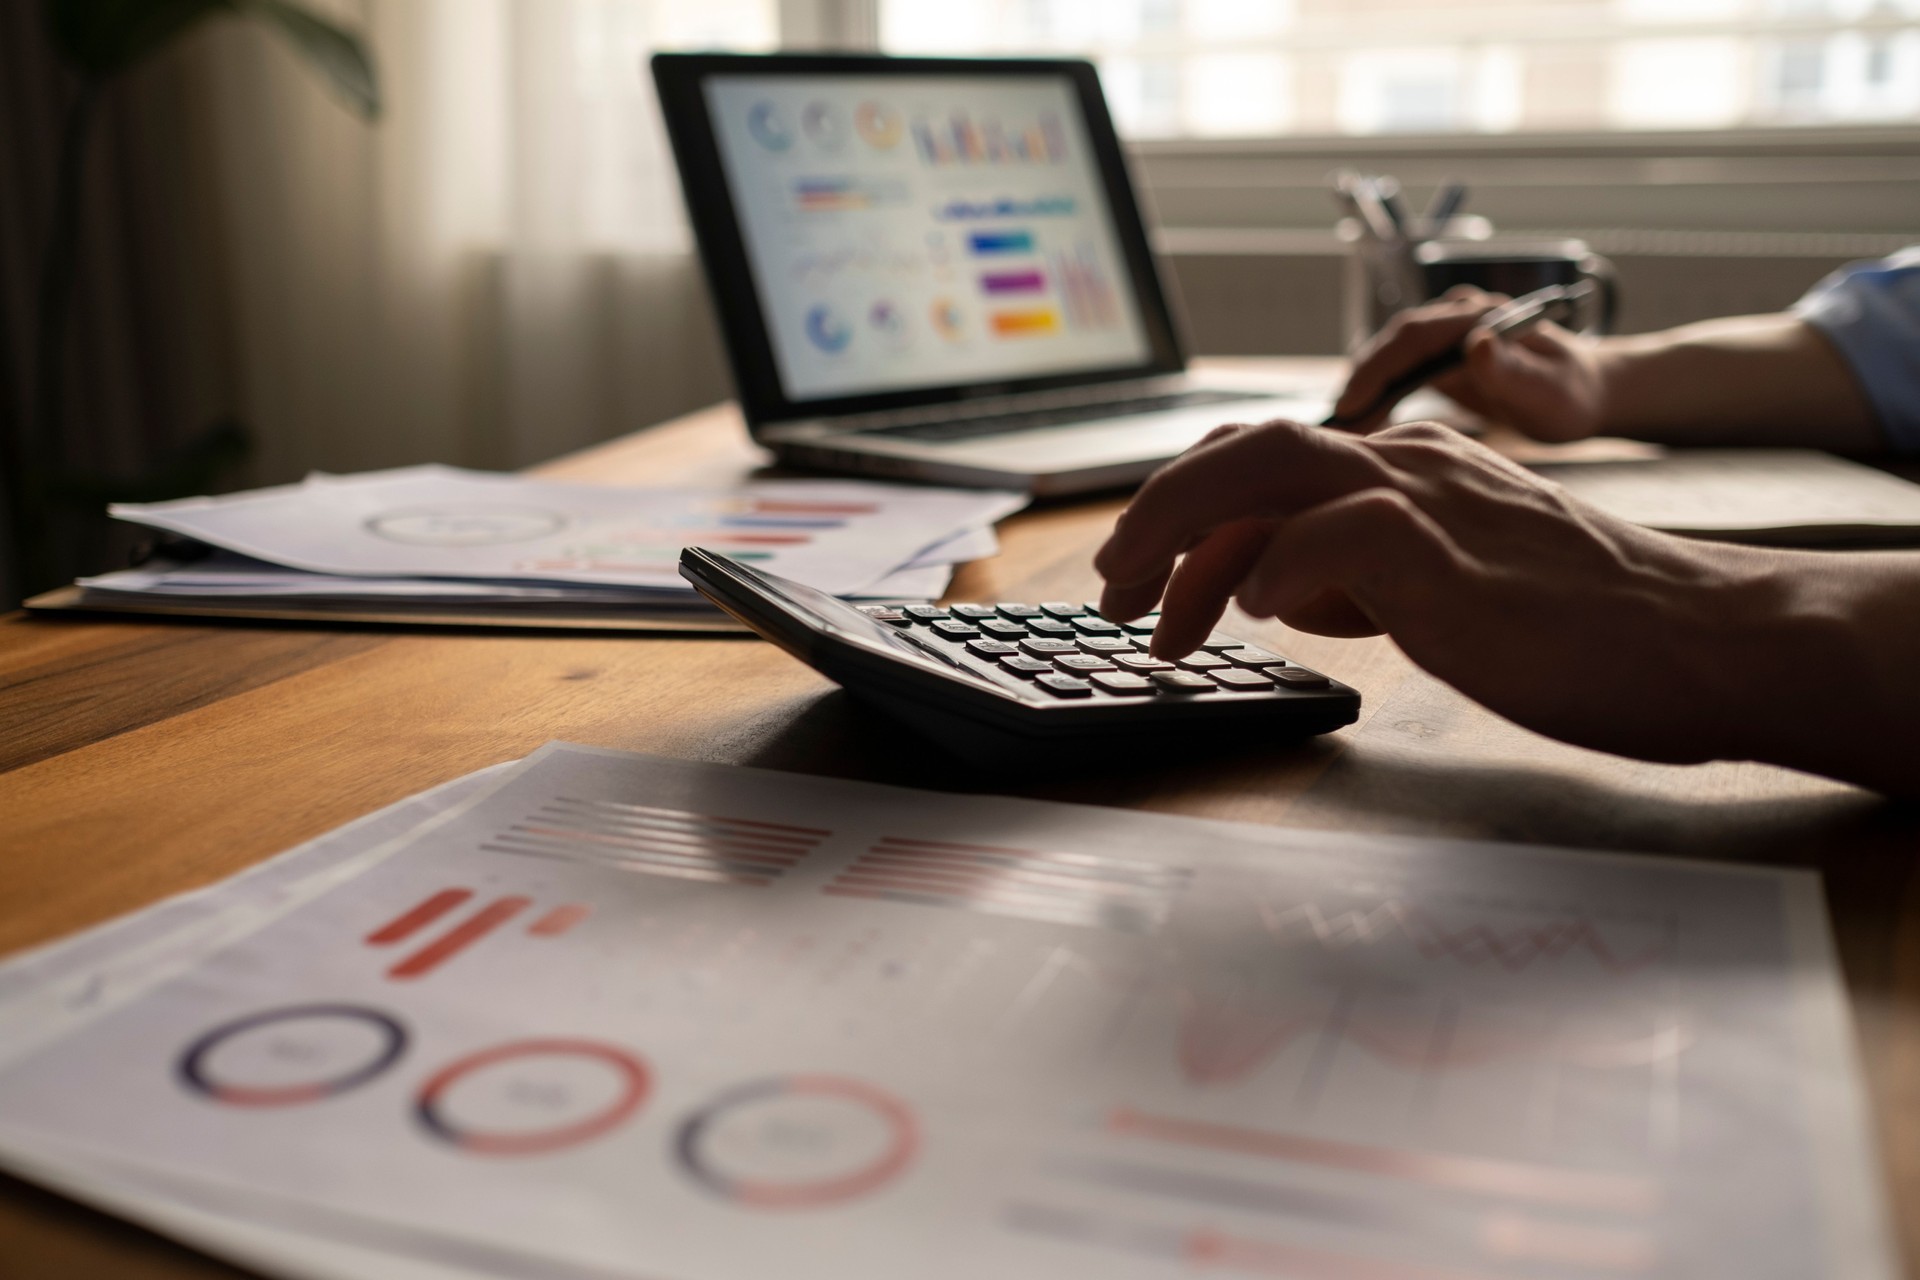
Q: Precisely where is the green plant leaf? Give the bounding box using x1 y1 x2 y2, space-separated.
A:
44 0 232 76
237 0 380 120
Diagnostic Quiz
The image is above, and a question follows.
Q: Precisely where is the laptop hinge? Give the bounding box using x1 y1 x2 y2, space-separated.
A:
761 375 1189 442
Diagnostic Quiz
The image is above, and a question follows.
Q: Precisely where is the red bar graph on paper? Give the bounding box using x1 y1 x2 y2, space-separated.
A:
370 889 594 981
388 896 531 980
529 903 592 938
365 888 474 946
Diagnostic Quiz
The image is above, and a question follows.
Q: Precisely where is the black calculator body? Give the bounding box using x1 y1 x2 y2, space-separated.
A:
681 548 1361 769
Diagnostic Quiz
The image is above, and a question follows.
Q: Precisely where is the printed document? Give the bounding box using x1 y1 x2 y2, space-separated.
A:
110 466 1025 596
0 746 1892 1279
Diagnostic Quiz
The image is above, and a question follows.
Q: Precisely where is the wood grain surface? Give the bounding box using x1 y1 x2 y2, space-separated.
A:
2 368 1916 1278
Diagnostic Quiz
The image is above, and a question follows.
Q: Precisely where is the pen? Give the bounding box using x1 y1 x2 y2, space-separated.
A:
1372 175 1411 242
1422 181 1467 237
1335 170 1401 246
1323 280 1594 428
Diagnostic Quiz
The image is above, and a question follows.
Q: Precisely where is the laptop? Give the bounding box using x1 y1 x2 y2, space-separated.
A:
652 53 1333 495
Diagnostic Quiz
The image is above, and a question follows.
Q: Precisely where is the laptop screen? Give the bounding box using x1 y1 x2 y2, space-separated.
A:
700 72 1156 406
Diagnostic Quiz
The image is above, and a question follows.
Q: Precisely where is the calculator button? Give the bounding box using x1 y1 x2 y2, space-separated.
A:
1071 616 1123 636
1197 633 1244 653
1150 670 1216 693
1053 654 1115 673
1077 636 1135 654
1211 669 1275 691
1019 637 1079 657
904 605 949 620
1113 653 1172 672
1027 618 1076 636
1040 601 1089 618
966 639 1018 658
1118 615 1160 636
1090 671 1156 695
1036 674 1094 698
1270 666 1332 689
1221 647 1286 668
1175 652 1231 671
996 603 1044 619
931 620 980 639
950 603 998 619
1000 655 1053 678
861 608 910 625
978 619 1027 639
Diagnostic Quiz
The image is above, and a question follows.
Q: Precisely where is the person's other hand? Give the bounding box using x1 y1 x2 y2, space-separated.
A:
1331 286 1608 441
1094 418 1781 767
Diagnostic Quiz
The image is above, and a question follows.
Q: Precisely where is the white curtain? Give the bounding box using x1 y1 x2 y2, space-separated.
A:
188 0 780 482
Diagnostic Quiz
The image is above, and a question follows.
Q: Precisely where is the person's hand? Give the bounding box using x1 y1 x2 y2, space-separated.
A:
1094 418 1794 768
1331 286 1609 441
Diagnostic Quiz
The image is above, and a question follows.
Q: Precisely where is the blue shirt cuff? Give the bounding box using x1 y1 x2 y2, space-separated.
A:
1793 247 1920 454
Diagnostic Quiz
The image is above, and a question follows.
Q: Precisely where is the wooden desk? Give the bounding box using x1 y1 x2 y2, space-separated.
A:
3 370 1917 1276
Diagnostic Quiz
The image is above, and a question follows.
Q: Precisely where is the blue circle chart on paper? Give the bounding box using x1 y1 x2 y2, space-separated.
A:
178 1004 408 1108
674 1075 918 1209
805 304 852 354
747 101 792 152
415 1038 650 1157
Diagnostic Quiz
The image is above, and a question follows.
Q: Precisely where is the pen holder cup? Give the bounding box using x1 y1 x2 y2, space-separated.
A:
1344 234 1617 352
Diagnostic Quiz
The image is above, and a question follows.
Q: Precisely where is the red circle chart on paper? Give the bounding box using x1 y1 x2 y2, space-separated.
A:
674 1075 919 1209
415 1039 651 1156
177 1004 409 1107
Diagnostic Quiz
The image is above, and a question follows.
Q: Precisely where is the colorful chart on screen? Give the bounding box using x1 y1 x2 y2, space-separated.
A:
704 73 1153 401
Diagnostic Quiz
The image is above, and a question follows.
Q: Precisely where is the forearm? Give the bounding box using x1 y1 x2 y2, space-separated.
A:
1595 315 1885 451
1708 547 1920 795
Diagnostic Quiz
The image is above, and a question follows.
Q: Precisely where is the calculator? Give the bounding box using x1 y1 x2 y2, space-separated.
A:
681 548 1361 768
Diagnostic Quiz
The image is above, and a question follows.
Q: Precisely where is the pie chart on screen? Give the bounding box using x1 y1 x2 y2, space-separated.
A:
869 299 909 347
930 298 966 341
747 101 791 152
854 101 902 149
801 101 845 150
806 304 852 353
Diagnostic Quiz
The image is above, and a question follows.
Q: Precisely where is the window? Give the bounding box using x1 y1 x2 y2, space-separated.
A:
879 0 1920 137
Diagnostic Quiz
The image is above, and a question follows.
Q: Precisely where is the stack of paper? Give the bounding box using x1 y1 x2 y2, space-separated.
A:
77 465 1026 618
0 745 1895 1280
1532 448 1920 546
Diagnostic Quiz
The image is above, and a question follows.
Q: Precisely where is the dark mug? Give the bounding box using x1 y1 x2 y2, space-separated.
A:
1413 238 1618 334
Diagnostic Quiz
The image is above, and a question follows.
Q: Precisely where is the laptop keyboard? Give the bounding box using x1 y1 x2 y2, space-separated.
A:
858 600 1332 700
860 388 1270 443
